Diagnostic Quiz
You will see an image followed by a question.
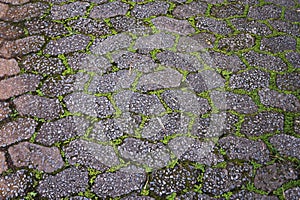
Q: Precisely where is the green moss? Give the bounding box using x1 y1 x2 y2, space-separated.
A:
24 191 38 200
221 191 233 200
166 192 177 200
213 161 227 168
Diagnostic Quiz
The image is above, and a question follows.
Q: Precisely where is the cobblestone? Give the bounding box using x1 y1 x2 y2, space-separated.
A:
208 52 246 72
14 94 64 120
295 117 300 135
196 17 232 35
131 1 169 19
286 52 300 68
269 20 300 37
264 0 296 7
0 151 7 174
231 18 272 36
284 187 300 200
129 93 165 116
0 21 24 39
0 118 37 147
211 3 245 18
218 33 255 51
0 74 41 100
259 89 300 112
230 190 279 200
38 167 89 199
134 33 176 52
260 35 296 53
248 4 281 20
284 9 300 22
270 134 300 160
177 33 216 51
176 192 224 200
0 0 29 4
0 58 20 77
0 102 10 122
90 1 129 19
276 73 300 91
50 2 89 20
110 16 148 34
254 162 298 192
241 112 284 137
173 1 207 19
68 18 110 37
25 19 69 37
8 142 64 173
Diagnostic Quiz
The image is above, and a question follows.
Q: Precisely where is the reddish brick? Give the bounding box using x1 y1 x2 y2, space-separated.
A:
0 0 30 5
0 74 41 100
0 151 7 174
0 3 9 18
0 58 20 77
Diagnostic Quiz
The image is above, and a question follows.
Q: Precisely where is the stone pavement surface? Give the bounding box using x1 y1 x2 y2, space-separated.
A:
0 0 299 199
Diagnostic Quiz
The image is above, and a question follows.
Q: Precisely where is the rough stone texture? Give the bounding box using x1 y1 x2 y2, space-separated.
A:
14 94 64 120
0 118 37 147
202 162 253 196
64 139 120 171
276 73 300 91
248 4 281 20
177 33 216 51
68 18 110 37
0 36 45 58
118 138 170 169
230 190 279 200
259 89 300 112
260 35 296 53
0 0 30 4
110 16 148 34
286 52 300 69
264 0 296 7
243 51 287 72
0 151 7 174
270 134 300 159
196 17 232 35
295 117 300 135
25 19 69 37
208 52 246 72
122 194 155 200
131 1 169 19
129 93 165 116
44 34 90 55
176 192 225 200
90 1 129 19
92 166 146 198
36 116 89 146
285 9 300 22
0 21 24 39
0 58 20 77
229 69 270 91
173 1 207 19
211 3 245 18
269 20 300 37
0 2 49 22
134 33 176 52
0 102 10 121
0 170 32 199
38 167 89 199
219 136 270 164
231 18 272 36
241 112 284 137
50 2 90 20
151 16 195 35
150 164 199 196
0 74 41 100
64 92 115 118
218 33 255 51
284 187 300 200
254 162 298 192
8 142 64 173
90 118 125 141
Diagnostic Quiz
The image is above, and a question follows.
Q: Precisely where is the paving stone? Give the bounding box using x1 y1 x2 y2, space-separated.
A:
110 16 149 34
50 2 90 20
64 92 115 118
150 164 199 196
129 93 165 116
92 166 146 198
259 89 300 112
196 17 232 35
90 1 129 19
14 94 64 120
0 21 24 39
231 18 272 36
0 74 41 100
295 117 300 135
91 33 132 55
0 170 32 199
134 33 176 52
284 187 300 200
38 167 89 199
243 51 287 72
227 0 259 5
241 112 284 137
44 34 90 55
0 58 20 77
248 4 281 20
208 52 246 72
218 33 255 52
202 162 253 196
264 0 296 7
89 70 136 93
118 138 170 169
70 197 91 200
286 52 300 68
229 69 270 91
0 36 45 58
0 102 10 121
64 139 120 171
211 91 258 114
151 16 195 35
254 162 298 192
176 191 225 200
276 73 300 91
177 33 216 52
137 68 183 92
25 19 69 37
260 35 296 53
157 51 202 72
219 136 270 164
0 2 8 18
0 118 37 147
122 194 155 200
67 18 110 37
230 190 279 200
173 1 207 19
269 20 300 37
0 0 29 4
0 151 7 174
131 1 169 19
270 134 300 159
285 9 300 22
8 142 64 173
0 2 49 22
36 116 90 146
168 137 223 166
211 3 245 18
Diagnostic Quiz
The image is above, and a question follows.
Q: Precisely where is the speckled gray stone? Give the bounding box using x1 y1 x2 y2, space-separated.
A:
129 93 165 116
25 19 68 37
131 1 169 19
50 1 89 20
0 102 10 121
90 1 129 19
134 33 176 52
67 18 110 37
285 9 300 22
284 187 300 200
231 18 272 36
196 17 232 35
260 35 296 53
208 52 246 72
248 4 281 20
270 134 300 159
211 3 245 18
218 33 255 51
276 73 300 91
269 20 300 37
286 52 300 68
230 190 279 200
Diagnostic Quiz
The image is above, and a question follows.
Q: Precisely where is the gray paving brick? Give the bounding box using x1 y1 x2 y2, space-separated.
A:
25 19 69 37
218 33 255 51
0 21 24 39
211 3 245 18
208 52 246 72
173 1 207 19
67 18 110 37
0 0 29 4
131 1 169 19
285 9 300 22
230 190 279 200
260 35 296 53
196 17 232 35
90 1 129 19
50 2 89 20
269 20 300 37
248 4 281 20
286 52 300 68
276 73 300 91
231 18 272 36
177 33 216 51
134 33 175 52
284 187 300 200
270 134 300 159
